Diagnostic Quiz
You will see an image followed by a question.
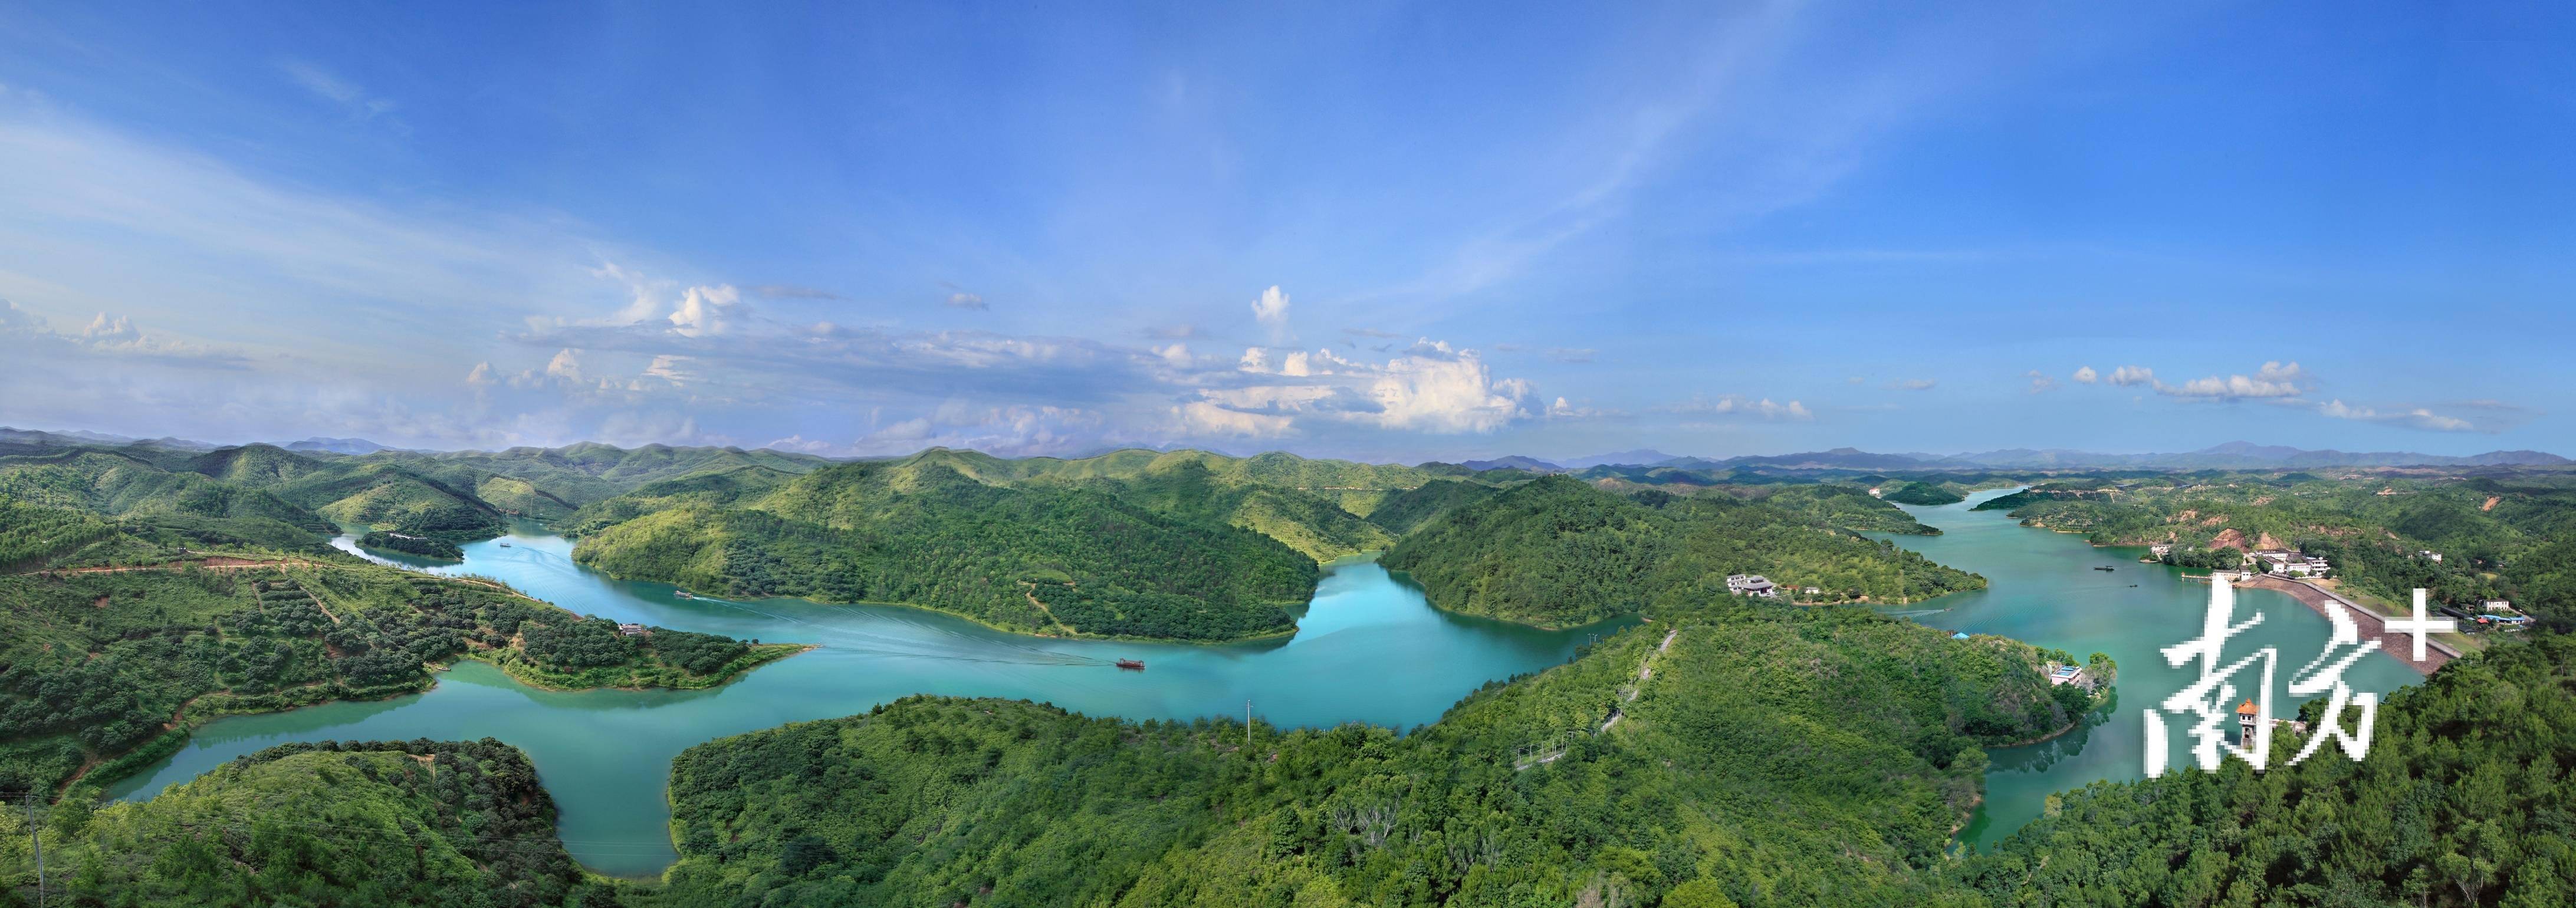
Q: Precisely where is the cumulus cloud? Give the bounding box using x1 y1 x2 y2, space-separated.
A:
1249 285 1290 338
2026 370 2059 393
944 291 988 310
2155 361 2306 400
1184 338 1534 436
2106 365 2155 387
1656 394 1812 420
668 285 747 337
1546 397 1625 419
465 362 497 386
2072 366 2098 384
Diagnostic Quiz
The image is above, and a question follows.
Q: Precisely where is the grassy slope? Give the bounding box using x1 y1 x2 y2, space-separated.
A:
647 603 2076 907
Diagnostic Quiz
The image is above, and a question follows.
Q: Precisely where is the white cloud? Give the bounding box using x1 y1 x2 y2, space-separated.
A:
543 348 584 382
945 291 987 310
1657 394 1812 420
667 285 745 337
2318 400 2477 433
1546 396 1625 419
465 362 496 386
1185 338 1534 436
2072 366 2098 384
761 434 842 454
1249 285 1291 338
1887 377 1937 391
2106 365 2155 387
2155 361 2306 400
2026 370 2059 393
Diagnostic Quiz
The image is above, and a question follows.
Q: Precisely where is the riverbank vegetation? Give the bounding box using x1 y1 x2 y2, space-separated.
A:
0 545 788 800
1 738 616 906
644 601 2078 907
1955 632 2576 904
356 529 462 560
1384 476 1986 626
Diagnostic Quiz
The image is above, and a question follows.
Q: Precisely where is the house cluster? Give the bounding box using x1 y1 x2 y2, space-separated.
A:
616 623 651 637
2475 600 2532 630
2248 549 2331 577
2149 544 2174 558
2046 663 2088 687
1724 574 1779 598
2417 549 2444 563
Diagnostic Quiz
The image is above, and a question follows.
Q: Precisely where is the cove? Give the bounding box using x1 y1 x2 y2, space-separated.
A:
108 525 1636 876
1874 489 2421 851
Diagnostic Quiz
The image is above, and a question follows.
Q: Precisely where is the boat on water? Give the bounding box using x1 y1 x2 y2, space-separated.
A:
1115 658 1145 670
2094 565 2115 571
674 590 693 599
497 541 511 547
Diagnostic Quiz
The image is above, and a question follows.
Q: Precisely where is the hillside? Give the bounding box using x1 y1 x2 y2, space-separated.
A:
1879 480 1966 506
1382 476 1986 626
6 738 614 906
0 538 795 797
647 603 2084 907
570 458 1320 641
1957 633 2576 904
375 441 833 509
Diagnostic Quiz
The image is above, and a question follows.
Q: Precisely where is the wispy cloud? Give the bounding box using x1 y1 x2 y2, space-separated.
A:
276 60 403 131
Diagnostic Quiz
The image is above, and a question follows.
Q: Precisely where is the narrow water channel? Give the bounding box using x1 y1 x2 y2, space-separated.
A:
1875 489 2419 850
110 494 2418 873
110 526 1634 876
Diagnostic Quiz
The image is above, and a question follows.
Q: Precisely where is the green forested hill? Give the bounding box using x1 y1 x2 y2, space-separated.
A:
5 738 615 906
0 545 795 798
373 441 833 511
1957 632 2576 905
1363 478 1501 535
645 603 2079 907
1880 481 1967 506
571 458 1320 641
1383 476 1985 626
1977 472 2576 627
1752 483 1945 534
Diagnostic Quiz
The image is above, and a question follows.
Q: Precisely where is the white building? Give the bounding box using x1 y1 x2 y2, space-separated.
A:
1724 574 1779 598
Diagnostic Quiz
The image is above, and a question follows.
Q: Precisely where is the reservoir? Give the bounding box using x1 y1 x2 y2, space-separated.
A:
1874 489 2420 851
106 490 2421 873
107 529 1634 876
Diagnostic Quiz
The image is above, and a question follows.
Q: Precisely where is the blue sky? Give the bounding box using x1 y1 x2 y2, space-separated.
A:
2 2 2571 462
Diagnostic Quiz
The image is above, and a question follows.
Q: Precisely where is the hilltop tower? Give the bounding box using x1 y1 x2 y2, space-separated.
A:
2235 698 2259 740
